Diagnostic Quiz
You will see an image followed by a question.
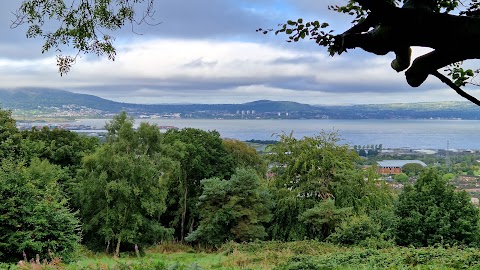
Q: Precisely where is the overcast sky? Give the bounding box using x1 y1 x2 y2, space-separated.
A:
0 0 479 105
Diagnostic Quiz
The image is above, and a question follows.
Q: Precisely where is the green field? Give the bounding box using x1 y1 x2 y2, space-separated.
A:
6 241 480 270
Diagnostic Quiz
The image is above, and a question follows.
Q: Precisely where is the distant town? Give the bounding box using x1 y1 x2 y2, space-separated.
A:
3 88 480 121
12 104 332 121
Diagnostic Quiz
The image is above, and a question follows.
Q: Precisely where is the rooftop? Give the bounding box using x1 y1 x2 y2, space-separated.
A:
377 160 427 168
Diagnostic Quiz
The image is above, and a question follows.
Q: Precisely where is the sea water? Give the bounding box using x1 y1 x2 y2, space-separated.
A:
49 119 480 150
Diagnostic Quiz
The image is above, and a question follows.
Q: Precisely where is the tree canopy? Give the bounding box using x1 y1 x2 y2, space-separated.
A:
76 112 173 256
266 0 480 105
395 169 479 246
0 158 81 262
185 168 272 246
267 132 393 241
161 128 235 241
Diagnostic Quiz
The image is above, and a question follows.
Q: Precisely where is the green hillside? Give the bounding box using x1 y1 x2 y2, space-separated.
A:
0 88 124 111
1 88 480 119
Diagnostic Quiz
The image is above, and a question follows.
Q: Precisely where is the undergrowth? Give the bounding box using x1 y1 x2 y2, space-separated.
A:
5 241 480 270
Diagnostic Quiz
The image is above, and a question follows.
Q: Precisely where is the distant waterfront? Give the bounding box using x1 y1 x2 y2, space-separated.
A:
34 118 480 150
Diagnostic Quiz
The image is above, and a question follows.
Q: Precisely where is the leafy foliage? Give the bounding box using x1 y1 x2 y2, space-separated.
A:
299 199 352 239
395 169 480 247
0 159 81 262
161 128 235 241
268 132 392 210
327 214 383 246
394 172 409 183
445 62 478 87
0 109 22 160
268 131 357 200
76 112 173 255
267 191 316 241
13 0 157 74
401 162 425 176
267 132 393 241
222 139 266 176
272 19 338 56
20 127 99 171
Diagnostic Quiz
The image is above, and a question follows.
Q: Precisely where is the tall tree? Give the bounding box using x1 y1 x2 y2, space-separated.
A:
267 132 393 240
76 112 173 256
161 128 235 241
269 0 480 105
299 199 352 240
268 131 358 200
20 127 100 207
402 162 425 176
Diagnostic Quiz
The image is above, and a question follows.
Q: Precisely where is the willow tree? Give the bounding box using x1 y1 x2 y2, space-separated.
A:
266 132 393 240
263 0 480 105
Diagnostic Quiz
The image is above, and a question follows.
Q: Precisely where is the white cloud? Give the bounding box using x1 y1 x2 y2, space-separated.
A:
0 36 467 105
0 1 476 105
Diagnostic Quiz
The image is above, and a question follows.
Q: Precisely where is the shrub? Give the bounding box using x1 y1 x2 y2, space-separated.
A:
186 168 272 246
327 215 381 246
395 169 480 247
0 159 81 263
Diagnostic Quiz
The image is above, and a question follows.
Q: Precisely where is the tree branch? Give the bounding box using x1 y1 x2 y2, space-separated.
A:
431 71 480 106
341 8 480 52
355 0 394 13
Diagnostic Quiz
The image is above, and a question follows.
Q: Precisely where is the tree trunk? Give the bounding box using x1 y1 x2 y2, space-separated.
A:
106 240 110 254
189 217 195 234
115 236 121 258
180 183 188 241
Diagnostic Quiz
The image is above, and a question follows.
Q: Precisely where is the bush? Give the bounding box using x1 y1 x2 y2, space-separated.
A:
0 159 81 262
327 215 381 246
186 168 272 246
395 169 480 247
394 173 409 183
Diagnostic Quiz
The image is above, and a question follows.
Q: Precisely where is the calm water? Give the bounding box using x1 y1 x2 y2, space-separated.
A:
59 119 480 150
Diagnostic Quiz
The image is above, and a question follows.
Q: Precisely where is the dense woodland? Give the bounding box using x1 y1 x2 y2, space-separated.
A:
0 108 479 266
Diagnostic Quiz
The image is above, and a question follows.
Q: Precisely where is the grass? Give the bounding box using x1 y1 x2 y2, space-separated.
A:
6 241 480 270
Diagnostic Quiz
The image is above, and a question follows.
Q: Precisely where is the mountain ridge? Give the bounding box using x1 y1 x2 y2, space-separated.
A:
1 88 479 119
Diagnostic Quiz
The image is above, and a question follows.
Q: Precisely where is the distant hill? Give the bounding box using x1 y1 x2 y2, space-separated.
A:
240 100 319 112
0 88 325 114
326 101 480 120
0 88 124 111
1 88 480 119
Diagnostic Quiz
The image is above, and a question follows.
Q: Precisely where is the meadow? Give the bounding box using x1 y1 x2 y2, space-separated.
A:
7 241 480 270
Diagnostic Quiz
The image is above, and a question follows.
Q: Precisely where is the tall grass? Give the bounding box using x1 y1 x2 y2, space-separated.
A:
6 241 480 270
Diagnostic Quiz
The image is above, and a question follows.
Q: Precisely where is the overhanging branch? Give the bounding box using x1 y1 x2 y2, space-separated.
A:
431 71 480 106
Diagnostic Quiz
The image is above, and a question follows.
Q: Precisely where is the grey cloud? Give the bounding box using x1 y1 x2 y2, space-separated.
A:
0 0 455 105
270 55 324 64
0 2 47 59
183 57 218 68
0 0 348 59
115 0 277 39
264 76 416 93
66 70 440 96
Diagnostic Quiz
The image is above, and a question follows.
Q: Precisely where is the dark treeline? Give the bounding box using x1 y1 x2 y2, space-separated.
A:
0 110 479 262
